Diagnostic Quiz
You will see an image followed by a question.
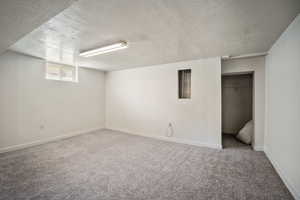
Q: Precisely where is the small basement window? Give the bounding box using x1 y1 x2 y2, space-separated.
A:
46 62 78 82
178 69 191 99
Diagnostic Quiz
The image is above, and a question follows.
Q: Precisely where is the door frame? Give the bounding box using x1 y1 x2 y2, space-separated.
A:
221 71 255 149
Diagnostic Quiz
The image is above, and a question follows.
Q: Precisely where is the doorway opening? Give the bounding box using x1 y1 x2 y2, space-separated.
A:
222 73 254 149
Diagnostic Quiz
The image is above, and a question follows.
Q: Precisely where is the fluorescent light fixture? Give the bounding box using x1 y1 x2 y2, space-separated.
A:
79 41 128 57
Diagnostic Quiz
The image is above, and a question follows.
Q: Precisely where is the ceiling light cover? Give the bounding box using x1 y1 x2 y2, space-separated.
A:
79 41 128 57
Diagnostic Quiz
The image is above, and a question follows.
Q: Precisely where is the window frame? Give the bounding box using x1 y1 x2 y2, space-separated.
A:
45 61 78 83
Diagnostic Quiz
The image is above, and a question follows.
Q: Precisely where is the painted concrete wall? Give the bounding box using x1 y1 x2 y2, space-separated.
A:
222 74 253 134
221 57 265 150
0 51 105 151
265 14 300 200
105 58 222 149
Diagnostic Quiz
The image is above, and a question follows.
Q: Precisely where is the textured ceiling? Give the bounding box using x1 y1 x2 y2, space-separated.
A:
0 0 77 55
9 0 300 71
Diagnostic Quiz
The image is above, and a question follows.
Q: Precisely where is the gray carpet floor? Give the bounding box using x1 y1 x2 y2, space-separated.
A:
222 133 252 149
0 130 293 200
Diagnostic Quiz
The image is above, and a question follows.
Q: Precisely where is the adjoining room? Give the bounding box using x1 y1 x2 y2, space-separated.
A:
0 0 300 199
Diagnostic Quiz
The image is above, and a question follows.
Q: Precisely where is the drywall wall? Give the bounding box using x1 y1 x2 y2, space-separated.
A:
0 51 105 151
222 74 253 134
265 14 300 200
105 58 222 148
222 57 265 150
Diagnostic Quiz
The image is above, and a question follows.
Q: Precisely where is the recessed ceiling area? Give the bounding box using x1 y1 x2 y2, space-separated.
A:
0 0 76 55
9 0 300 71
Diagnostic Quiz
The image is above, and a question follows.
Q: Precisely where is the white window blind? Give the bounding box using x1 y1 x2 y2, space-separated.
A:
46 62 78 82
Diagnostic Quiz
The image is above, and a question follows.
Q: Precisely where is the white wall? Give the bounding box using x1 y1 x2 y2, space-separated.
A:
222 74 253 134
222 57 265 150
265 14 300 200
0 51 105 152
105 58 222 149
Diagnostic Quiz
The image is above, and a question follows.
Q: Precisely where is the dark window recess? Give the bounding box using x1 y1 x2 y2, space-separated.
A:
178 69 191 99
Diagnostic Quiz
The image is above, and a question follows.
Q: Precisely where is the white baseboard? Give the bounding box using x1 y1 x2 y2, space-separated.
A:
107 128 222 149
253 145 264 151
264 146 300 200
0 127 104 154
